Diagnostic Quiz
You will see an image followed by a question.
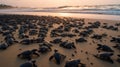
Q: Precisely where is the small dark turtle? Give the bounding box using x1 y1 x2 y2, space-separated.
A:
49 49 66 65
97 44 114 52
93 52 114 63
20 60 37 67
65 59 86 67
17 49 39 60
75 38 87 43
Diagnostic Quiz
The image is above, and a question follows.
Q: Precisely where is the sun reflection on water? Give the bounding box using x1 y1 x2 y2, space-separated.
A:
58 13 70 17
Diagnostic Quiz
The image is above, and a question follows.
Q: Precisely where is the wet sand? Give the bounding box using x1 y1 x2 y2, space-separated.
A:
0 14 120 67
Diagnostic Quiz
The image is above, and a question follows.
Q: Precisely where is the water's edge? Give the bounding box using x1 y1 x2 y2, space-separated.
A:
0 11 120 21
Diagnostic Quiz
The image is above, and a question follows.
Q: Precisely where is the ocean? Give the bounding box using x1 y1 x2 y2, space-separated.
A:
0 4 120 20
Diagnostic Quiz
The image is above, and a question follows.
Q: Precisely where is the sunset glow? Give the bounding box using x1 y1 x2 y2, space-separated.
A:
0 0 120 67
1 0 120 7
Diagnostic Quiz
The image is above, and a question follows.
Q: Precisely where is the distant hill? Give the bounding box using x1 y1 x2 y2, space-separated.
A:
0 4 13 9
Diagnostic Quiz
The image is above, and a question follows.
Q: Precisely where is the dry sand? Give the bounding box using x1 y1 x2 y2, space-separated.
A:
0 15 120 67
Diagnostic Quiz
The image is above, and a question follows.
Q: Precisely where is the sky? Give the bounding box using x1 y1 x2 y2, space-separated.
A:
1 0 120 8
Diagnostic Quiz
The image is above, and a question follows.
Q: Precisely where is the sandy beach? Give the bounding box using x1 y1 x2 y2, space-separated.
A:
0 14 120 67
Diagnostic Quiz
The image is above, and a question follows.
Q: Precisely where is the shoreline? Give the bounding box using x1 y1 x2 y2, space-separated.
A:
0 13 120 22
0 12 120 21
